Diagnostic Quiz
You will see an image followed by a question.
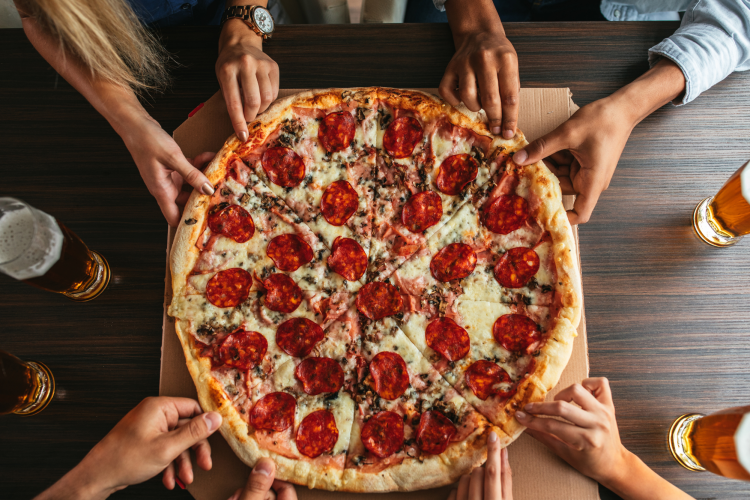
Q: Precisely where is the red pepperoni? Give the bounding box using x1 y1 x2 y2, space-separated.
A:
383 116 423 158
208 204 255 243
360 411 404 458
276 318 325 357
321 181 359 226
430 243 477 282
205 268 252 308
436 154 479 195
218 330 268 370
416 410 457 455
261 146 305 187
369 352 410 400
356 282 403 320
425 318 470 362
249 392 296 431
296 410 339 458
262 274 303 313
484 195 529 235
464 360 513 401
318 111 356 152
493 314 541 353
294 357 344 395
402 191 443 233
493 247 540 288
328 237 367 281
267 234 314 272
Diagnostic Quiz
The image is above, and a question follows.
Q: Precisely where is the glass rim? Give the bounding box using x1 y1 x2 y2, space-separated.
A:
0 196 39 267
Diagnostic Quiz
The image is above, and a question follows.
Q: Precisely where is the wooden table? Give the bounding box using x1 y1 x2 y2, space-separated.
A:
1 23 749 500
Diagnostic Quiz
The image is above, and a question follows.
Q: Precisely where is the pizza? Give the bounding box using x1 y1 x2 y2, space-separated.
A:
167 87 581 492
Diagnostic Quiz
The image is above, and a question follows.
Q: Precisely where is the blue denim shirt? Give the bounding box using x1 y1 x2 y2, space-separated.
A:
433 0 750 105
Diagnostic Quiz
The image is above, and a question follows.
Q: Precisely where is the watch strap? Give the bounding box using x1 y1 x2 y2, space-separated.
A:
221 5 273 39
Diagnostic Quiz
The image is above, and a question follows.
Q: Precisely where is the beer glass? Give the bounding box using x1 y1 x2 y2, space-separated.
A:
0 349 55 416
669 407 750 481
0 197 110 301
693 160 750 247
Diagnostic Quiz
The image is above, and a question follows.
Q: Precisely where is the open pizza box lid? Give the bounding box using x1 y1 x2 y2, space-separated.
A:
161 88 598 500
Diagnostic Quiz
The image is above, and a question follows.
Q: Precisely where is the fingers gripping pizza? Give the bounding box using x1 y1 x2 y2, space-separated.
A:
168 88 581 492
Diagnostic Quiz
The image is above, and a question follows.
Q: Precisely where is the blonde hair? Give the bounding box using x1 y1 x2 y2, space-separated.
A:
20 0 171 93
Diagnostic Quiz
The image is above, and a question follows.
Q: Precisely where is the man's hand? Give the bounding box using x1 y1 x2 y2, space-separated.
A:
217 13 280 143
228 458 298 500
441 0 519 138
447 430 513 500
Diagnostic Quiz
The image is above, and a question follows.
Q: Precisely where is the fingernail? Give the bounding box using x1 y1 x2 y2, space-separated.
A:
175 477 185 490
491 126 501 135
489 431 498 443
238 131 249 142
253 460 273 477
204 412 221 432
516 411 527 419
524 403 533 411
514 150 528 164
503 129 514 139
202 183 215 196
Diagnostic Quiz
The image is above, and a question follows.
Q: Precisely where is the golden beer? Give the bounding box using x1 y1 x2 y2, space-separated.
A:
0 349 55 416
693 160 750 247
669 407 750 481
0 197 110 301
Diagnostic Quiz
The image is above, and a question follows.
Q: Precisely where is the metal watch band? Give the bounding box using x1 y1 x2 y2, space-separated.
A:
221 5 252 25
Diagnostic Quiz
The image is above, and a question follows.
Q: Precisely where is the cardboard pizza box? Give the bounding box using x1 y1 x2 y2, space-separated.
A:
161 88 597 500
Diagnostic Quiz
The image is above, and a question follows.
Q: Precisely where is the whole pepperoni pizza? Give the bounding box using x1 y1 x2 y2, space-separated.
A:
168 88 581 492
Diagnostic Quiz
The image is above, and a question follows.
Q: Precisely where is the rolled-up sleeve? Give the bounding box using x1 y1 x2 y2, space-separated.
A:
648 0 750 105
433 0 447 11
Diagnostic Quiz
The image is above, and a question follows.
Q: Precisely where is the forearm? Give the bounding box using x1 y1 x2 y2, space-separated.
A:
611 58 686 127
219 0 267 53
601 449 694 500
445 0 504 40
34 460 119 500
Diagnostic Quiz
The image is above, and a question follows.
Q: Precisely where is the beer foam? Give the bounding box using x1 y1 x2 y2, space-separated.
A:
0 200 63 280
735 413 750 475
741 160 750 205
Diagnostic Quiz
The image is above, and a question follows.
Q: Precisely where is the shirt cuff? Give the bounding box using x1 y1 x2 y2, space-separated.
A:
648 23 741 106
433 0 447 12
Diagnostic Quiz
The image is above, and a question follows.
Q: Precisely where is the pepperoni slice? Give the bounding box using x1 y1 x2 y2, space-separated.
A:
208 204 255 243
294 357 344 395
416 410 457 455
276 318 325 357
321 181 359 226
318 111 356 152
296 409 339 458
383 116 423 158
493 247 540 288
218 330 268 370
484 195 529 235
402 191 443 233
360 411 405 458
356 282 404 320
425 318 470 362
436 154 479 195
267 234 314 272
205 268 252 308
262 274 303 313
464 360 513 401
261 146 305 187
369 352 410 400
249 392 296 431
493 314 541 353
328 237 367 281
430 243 477 282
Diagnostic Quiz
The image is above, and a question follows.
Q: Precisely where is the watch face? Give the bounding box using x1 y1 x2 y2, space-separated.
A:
253 8 274 34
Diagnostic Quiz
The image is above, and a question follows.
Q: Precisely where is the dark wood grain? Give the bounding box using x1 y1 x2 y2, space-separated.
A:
1 23 749 500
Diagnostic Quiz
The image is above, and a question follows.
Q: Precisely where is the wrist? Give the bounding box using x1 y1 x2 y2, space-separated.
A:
219 18 264 52
36 461 120 500
446 0 505 42
596 447 639 493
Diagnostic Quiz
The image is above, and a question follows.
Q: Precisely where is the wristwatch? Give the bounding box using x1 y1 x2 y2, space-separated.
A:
221 5 275 40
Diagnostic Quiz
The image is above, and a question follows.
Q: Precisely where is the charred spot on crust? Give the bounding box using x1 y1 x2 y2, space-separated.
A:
185 218 198 225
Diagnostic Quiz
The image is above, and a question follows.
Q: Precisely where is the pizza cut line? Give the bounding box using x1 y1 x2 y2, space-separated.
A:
168 87 582 492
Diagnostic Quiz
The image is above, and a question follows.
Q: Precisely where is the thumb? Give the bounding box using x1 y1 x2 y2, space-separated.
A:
239 458 277 500
512 126 569 166
169 150 215 197
164 411 222 458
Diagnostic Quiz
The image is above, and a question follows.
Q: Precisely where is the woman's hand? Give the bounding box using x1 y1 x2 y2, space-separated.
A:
228 458 297 500
448 430 513 500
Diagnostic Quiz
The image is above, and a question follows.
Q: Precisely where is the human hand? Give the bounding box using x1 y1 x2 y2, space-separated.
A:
228 458 298 500
217 19 280 143
447 430 512 500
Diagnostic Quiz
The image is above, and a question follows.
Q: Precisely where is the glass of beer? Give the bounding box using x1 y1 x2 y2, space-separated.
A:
669 407 750 481
0 349 55 416
0 197 110 301
693 160 750 247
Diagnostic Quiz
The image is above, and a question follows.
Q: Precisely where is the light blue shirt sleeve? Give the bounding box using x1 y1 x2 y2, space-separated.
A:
433 0 447 11
648 0 750 105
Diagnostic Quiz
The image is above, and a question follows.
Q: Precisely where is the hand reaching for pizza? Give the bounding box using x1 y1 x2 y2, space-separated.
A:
228 458 298 500
447 431 513 500
217 18 280 144
441 0 519 139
